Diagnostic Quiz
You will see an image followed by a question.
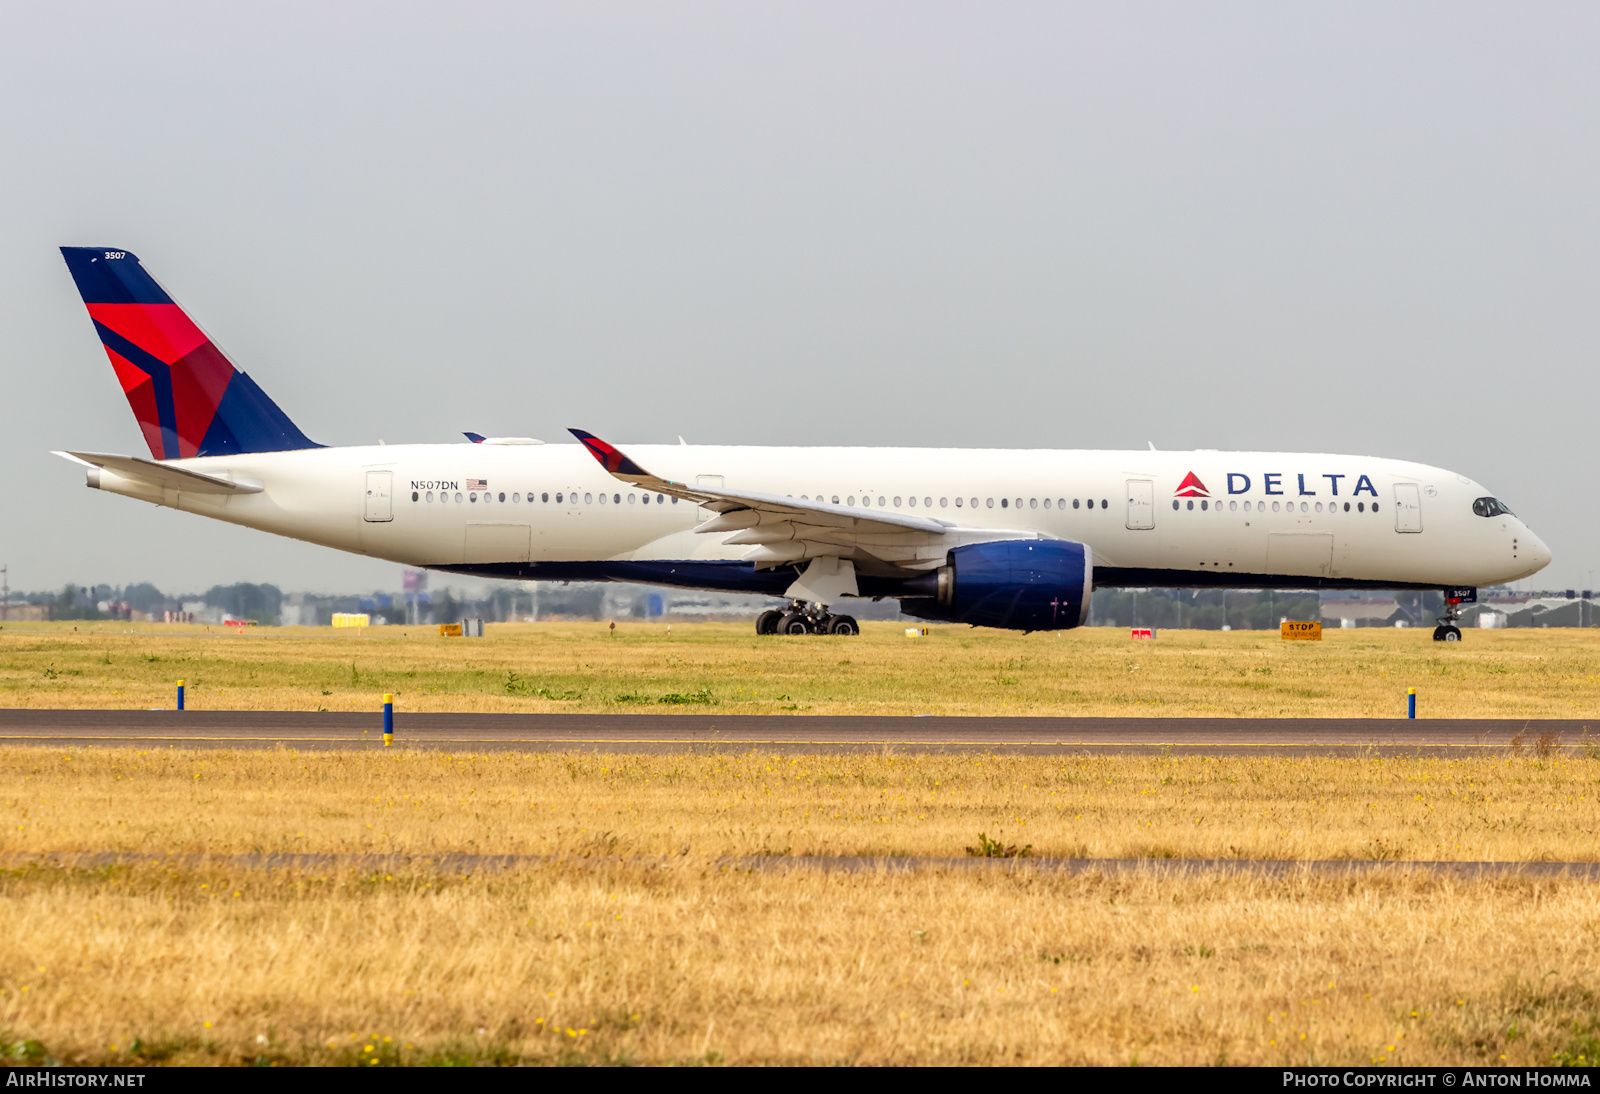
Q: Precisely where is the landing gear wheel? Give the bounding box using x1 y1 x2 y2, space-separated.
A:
1434 590 1470 642
777 612 813 635
755 609 782 636
826 615 859 636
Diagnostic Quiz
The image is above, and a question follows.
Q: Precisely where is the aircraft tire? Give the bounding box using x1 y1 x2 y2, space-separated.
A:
826 615 860 636
778 612 812 636
1433 625 1463 642
755 610 782 636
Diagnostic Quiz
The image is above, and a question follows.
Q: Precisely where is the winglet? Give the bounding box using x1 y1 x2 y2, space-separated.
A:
464 432 486 443
569 428 652 477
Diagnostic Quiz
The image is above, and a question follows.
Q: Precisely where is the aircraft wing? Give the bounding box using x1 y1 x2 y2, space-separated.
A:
570 428 1029 570
54 451 264 495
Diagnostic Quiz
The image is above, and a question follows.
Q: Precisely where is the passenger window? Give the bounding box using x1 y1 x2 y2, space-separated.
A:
1315 502 1323 513
512 493 520 503
1229 500 1237 511
469 493 478 503
599 493 607 505
926 498 934 507
832 495 840 504
906 496 914 506
628 493 636 504
878 496 886 507
1272 501 1280 512
893 496 901 507
1043 499 1051 510
847 496 856 506
1173 500 1180 510
1030 498 1037 509
455 492 463 503
1100 499 1107 509
938 497 946 508
584 493 593 504
1073 499 1080 509
613 493 620 504
412 491 419 502
955 497 964 507
972 498 980 508
671 496 678 504
1372 503 1379 512
555 492 562 503
425 491 433 502
1200 500 1208 510
999 498 1007 508
1186 500 1193 511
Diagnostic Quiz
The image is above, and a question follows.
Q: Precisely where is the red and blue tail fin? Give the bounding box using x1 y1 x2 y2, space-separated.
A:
59 247 320 460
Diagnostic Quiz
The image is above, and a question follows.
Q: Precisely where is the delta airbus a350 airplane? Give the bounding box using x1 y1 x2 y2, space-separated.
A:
54 247 1551 640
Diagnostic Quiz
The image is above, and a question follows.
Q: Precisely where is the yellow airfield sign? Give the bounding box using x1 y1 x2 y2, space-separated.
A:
1281 620 1323 641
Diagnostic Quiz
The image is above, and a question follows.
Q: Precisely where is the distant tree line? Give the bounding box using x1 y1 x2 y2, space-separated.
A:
4 579 1464 630
1087 588 1325 630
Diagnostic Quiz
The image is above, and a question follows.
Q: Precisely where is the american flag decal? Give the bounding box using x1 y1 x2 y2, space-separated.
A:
467 478 488 491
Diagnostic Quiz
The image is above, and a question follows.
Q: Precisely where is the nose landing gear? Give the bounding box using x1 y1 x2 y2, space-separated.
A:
1432 591 1467 641
755 602 859 636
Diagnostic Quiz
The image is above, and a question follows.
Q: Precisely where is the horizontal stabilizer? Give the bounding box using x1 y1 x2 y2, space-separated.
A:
54 450 263 494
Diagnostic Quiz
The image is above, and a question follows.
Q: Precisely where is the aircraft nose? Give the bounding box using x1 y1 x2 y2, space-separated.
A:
1522 529 1552 573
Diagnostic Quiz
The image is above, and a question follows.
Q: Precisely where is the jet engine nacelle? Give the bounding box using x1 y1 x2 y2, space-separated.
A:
900 539 1092 632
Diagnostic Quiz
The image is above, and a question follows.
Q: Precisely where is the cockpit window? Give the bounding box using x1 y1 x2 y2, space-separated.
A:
1472 497 1514 518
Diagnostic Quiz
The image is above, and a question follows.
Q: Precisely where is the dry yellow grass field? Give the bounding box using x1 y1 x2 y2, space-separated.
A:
3 620 1600 718
5 622 1600 1066
2 861 1598 1066
5 747 1600 863
0 749 1598 1064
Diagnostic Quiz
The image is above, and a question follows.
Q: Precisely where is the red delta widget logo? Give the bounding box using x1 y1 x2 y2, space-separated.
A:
1174 472 1209 498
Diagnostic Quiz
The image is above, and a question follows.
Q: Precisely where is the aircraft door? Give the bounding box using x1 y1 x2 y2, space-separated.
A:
1393 483 1422 533
364 471 393 522
1125 479 1155 530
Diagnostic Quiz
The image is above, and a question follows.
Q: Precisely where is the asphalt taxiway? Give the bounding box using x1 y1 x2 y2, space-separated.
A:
1 709 1592 755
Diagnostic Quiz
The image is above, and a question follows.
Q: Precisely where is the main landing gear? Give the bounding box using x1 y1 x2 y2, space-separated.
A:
756 602 859 636
1433 592 1465 642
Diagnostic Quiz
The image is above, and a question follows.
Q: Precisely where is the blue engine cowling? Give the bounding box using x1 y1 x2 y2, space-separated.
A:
899 539 1092 632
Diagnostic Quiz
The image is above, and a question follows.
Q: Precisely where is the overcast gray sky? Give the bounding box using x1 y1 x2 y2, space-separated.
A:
3 2 1597 596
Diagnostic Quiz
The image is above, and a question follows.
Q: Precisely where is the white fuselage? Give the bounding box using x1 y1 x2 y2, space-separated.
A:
83 442 1551 592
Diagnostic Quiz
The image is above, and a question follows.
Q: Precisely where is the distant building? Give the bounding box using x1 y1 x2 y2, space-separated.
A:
1464 597 1597 629
1319 598 1408 628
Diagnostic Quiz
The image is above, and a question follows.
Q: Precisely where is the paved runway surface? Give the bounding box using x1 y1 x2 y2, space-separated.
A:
2 850 1595 878
1 709 1594 754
